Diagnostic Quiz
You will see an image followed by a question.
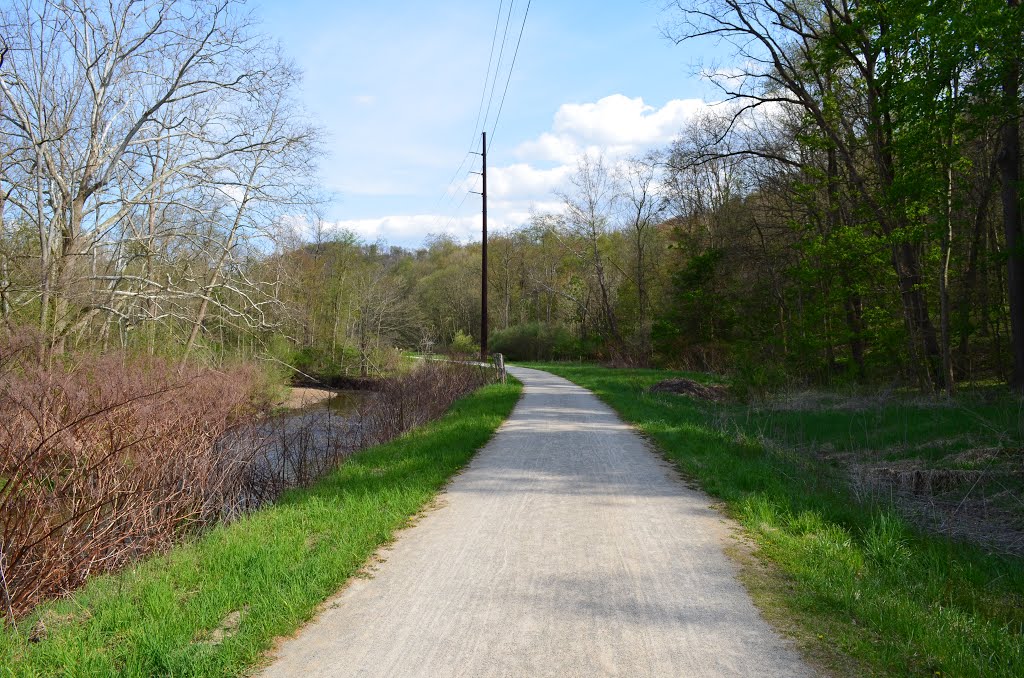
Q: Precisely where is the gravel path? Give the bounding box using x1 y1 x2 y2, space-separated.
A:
260 366 815 677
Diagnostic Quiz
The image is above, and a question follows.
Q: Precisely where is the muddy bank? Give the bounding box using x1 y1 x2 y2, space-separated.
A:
280 386 338 410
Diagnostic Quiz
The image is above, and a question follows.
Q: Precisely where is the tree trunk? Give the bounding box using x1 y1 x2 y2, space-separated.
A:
50 195 87 355
940 142 956 396
146 196 158 356
591 239 624 352
999 0 1024 389
894 242 943 391
359 315 369 378
844 292 866 377
957 162 996 375
36 145 51 345
0 191 9 321
182 177 257 363
871 31 944 390
635 226 650 362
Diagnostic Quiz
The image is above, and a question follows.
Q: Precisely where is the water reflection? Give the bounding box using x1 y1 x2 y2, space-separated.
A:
227 390 373 511
323 390 368 414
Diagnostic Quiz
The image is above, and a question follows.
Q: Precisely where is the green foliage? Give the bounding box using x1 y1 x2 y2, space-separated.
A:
248 353 292 406
2 0 1019 409
288 345 353 379
489 322 579 361
670 248 737 343
730 349 789 403
655 0 1024 392
272 236 422 380
0 380 522 677
654 247 739 371
449 330 479 357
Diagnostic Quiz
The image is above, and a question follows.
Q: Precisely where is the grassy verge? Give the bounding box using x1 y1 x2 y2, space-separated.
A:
522 363 1023 678
0 379 521 677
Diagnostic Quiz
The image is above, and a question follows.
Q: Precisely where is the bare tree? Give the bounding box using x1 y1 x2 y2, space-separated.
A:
0 0 319 355
617 154 665 359
557 154 626 353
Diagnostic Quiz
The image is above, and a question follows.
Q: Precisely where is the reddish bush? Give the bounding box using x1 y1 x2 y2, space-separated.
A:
0 342 498 623
0 334 265 622
360 361 497 445
235 361 496 509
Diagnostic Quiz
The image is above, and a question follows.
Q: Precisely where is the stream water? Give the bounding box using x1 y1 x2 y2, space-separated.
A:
224 390 374 510
322 390 368 414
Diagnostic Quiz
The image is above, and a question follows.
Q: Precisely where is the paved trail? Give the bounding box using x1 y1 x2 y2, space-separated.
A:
261 367 814 677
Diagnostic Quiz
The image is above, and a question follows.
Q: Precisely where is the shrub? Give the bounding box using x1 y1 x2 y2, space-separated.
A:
0 333 266 622
449 330 479 358
360 361 496 445
0 333 499 623
489 322 578 361
729 344 789 403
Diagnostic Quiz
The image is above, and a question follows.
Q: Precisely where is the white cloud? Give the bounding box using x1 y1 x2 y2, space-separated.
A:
514 94 710 164
220 184 246 205
322 202 556 246
490 199 563 230
483 94 715 223
352 94 376 106
513 132 581 164
286 198 563 248
489 164 574 199
325 214 479 244
313 94 719 248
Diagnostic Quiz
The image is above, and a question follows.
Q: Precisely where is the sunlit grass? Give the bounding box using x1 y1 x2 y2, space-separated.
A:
524 362 1024 678
0 379 521 677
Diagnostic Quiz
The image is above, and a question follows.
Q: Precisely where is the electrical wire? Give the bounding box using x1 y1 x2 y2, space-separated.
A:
441 183 476 233
480 0 516 135
430 0 531 237
469 0 505 153
428 1 508 233
488 0 531 150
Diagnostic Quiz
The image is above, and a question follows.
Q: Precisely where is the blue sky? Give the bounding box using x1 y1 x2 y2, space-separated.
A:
253 0 726 247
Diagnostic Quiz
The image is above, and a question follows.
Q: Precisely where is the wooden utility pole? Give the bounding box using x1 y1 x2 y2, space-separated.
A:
470 132 489 361
480 132 488 361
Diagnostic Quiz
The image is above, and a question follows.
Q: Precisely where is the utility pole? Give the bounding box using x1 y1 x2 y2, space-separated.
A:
472 132 489 361
481 132 488 361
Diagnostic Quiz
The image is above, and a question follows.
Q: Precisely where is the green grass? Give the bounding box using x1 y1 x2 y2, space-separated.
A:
522 362 1024 678
728 390 1023 462
0 379 521 677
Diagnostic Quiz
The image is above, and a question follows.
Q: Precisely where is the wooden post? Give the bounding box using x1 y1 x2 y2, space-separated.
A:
493 352 506 384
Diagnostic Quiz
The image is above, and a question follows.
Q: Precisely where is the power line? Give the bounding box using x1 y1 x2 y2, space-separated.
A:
441 183 476 233
481 0 516 135
429 0 531 237
488 0 531 150
429 1 508 234
432 154 472 217
468 1 505 152
434 0 505 215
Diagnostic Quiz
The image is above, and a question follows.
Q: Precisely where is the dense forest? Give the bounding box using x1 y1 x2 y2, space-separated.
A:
1 0 1022 397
